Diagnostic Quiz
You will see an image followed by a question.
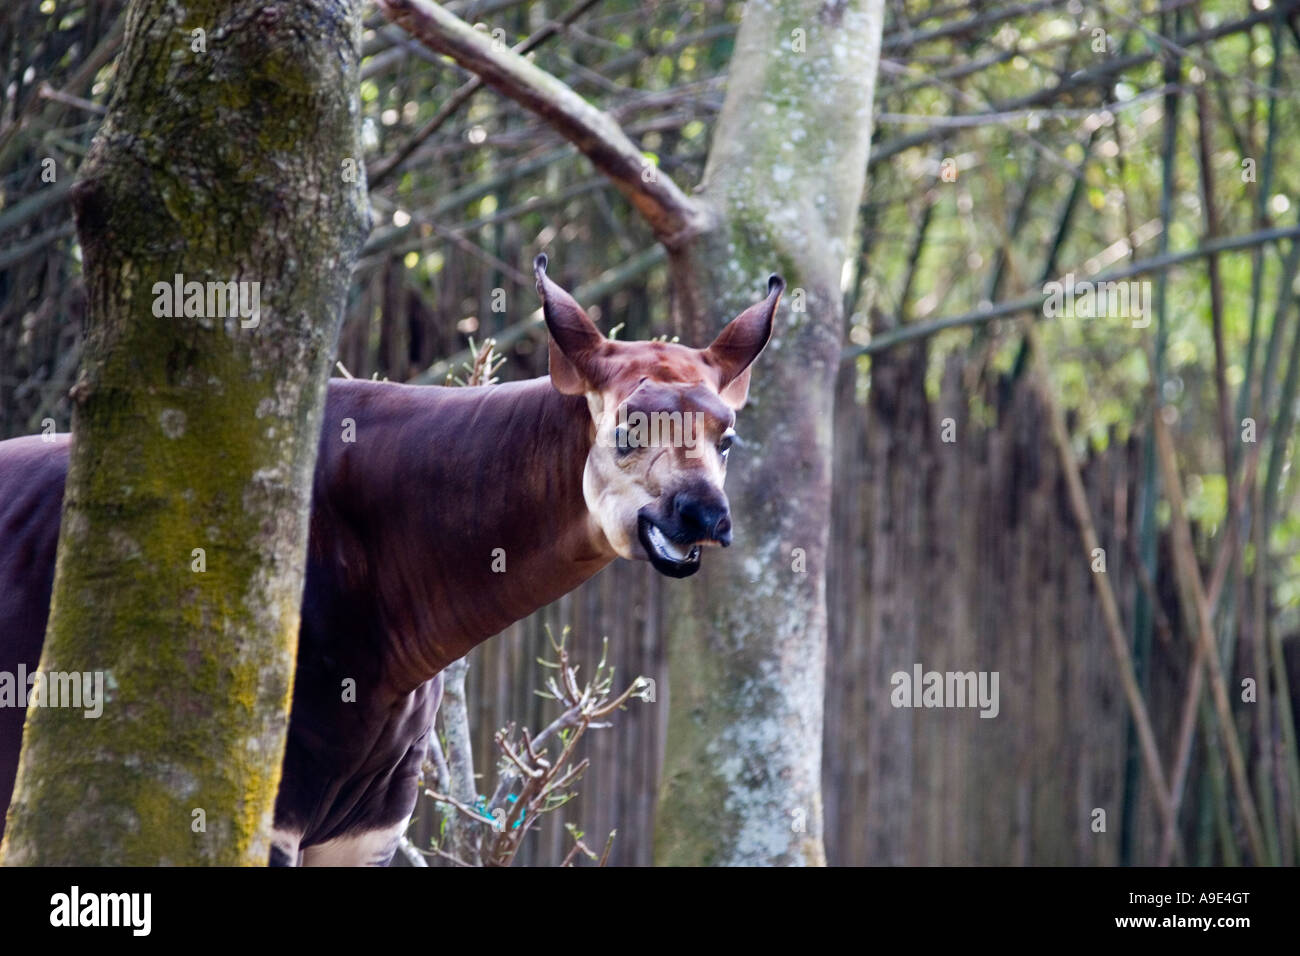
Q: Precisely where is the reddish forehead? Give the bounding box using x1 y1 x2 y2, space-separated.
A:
620 380 733 427
604 340 710 382
596 340 731 422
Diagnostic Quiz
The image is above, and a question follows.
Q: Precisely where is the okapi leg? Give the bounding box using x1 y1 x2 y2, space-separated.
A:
268 828 303 866
300 820 408 867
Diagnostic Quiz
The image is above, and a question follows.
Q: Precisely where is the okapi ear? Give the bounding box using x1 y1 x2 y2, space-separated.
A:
703 274 784 409
535 254 606 395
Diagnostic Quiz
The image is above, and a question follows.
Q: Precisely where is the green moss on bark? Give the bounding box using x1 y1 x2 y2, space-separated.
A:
0 0 369 866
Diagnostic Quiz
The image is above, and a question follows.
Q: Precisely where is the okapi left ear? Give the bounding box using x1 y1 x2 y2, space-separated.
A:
703 274 784 409
535 254 607 395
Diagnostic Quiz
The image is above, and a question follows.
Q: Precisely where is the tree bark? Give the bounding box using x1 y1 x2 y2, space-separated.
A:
654 0 885 865
0 0 369 865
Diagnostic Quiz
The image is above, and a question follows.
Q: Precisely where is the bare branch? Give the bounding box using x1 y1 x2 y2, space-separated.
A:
424 786 498 826
376 0 711 246
369 0 606 188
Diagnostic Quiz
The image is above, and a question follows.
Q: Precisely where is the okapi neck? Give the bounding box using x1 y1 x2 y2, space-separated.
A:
311 376 613 697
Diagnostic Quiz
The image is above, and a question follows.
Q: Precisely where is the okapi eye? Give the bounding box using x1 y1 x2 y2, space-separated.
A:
719 429 735 454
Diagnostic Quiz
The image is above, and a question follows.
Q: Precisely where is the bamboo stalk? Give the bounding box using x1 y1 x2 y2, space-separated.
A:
1017 313 1182 862
1152 411 1269 864
1259 264 1300 856
1159 437 1263 864
1194 83 1235 486
1231 11 1285 472
1127 25 1181 861
1201 699 1241 865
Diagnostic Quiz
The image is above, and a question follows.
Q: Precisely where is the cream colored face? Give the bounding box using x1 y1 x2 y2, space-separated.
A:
580 373 737 577
531 254 782 577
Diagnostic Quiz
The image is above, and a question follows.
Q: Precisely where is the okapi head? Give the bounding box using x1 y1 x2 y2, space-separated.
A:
534 254 783 578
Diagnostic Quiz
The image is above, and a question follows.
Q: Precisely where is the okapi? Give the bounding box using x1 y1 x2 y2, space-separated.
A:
0 256 783 865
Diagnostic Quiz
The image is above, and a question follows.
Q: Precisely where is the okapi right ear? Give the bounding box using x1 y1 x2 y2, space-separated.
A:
535 254 606 395
703 274 784 409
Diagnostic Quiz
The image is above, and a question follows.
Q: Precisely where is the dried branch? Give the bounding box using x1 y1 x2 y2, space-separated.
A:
376 0 711 246
419 626 643 866
369 0 606 188
424 786 498 826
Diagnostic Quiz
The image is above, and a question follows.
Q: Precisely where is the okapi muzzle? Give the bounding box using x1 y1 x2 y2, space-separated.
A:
534 254 783 578
637 478 733 579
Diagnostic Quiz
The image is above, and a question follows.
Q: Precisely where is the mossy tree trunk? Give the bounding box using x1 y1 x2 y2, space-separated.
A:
653 0 885 866
0 0 370 865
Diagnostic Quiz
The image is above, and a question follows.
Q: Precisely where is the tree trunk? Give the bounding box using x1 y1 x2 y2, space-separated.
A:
0 0 369 865
654 0 885 865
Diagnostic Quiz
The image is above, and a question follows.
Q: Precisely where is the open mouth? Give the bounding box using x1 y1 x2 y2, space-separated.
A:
638 515 702 578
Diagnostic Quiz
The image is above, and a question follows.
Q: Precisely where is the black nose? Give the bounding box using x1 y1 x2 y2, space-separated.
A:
672 491 732 546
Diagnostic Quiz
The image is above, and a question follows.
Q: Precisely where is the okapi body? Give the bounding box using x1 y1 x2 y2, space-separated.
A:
0 258 782 864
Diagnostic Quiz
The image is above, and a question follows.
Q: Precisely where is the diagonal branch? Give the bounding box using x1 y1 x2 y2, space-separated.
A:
368 0 605 188
376 0 711 247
